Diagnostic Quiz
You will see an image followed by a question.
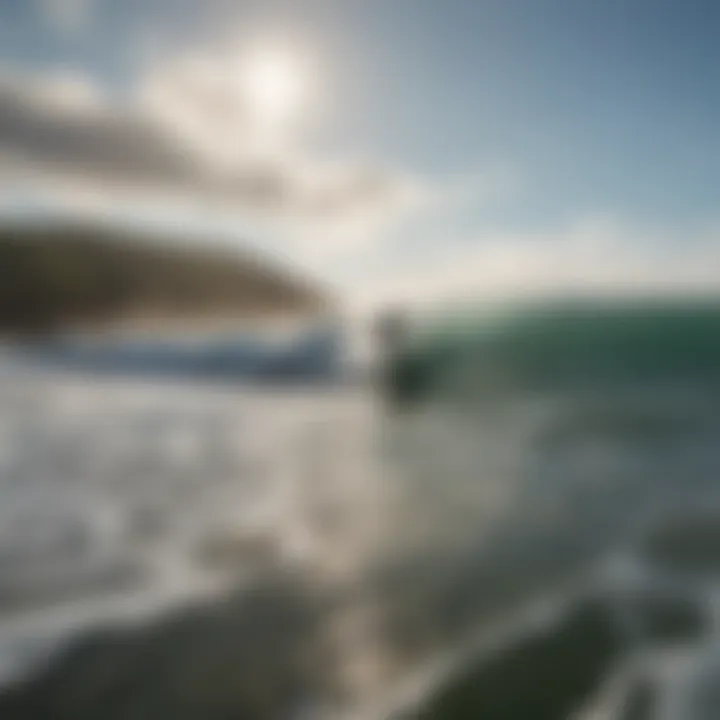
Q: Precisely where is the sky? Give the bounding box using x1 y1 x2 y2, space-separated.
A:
1 0 719 308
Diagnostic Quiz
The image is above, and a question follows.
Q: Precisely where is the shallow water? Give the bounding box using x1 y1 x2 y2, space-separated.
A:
1 360 720 719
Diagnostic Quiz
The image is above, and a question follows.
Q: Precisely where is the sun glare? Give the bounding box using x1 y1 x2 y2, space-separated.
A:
239 45 309 128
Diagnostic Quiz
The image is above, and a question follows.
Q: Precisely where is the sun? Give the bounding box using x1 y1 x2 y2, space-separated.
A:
239 44 309 129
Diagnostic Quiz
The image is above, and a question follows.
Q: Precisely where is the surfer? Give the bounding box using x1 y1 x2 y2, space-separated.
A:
373 308 409 407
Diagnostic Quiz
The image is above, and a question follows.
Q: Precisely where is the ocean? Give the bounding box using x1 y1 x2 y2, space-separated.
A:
0 303 720 719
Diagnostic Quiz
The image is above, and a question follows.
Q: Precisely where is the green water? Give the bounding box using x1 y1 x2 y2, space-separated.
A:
389 299 720 405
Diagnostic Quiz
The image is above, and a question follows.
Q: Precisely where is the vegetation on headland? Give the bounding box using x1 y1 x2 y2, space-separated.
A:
0 222 328 335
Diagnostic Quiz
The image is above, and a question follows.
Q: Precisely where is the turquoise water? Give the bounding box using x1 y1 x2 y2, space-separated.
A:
389 300 720 404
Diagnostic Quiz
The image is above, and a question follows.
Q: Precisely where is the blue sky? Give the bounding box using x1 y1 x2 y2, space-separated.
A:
1 0 719 305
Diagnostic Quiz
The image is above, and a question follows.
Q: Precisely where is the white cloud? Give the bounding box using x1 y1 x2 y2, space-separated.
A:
14 47 707 315
0 57 427 240
353 216 720 310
